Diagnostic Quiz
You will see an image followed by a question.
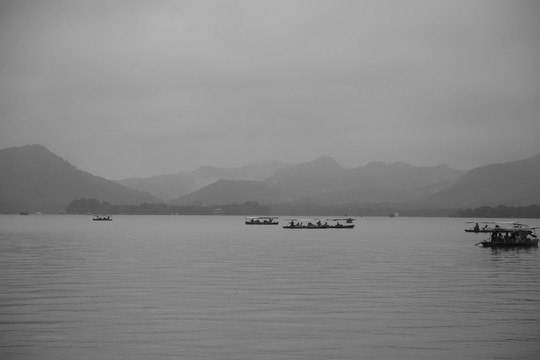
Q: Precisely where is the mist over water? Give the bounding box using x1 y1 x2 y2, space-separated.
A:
1 215 539 359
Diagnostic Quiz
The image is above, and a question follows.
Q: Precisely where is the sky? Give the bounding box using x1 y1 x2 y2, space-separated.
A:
1 0 540 179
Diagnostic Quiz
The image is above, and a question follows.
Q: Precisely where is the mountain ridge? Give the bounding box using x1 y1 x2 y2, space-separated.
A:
117 159 290 201
169 179 292 206
2 144 539 212
0 144 159 213
422 152 540 207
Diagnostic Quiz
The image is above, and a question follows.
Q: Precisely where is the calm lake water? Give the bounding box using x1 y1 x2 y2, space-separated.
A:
1 215 539 360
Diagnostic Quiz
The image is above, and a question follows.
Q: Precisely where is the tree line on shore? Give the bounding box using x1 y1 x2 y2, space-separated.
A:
455 204 540 218
65 198 271 215
65 198 540 218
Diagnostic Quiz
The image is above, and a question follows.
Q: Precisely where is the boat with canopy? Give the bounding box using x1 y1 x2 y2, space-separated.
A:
464 221 527 233
467 221 539 248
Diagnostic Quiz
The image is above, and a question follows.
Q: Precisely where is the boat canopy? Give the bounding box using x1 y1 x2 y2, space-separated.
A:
466 221 523 225
491 226 538 233
466 221 532 228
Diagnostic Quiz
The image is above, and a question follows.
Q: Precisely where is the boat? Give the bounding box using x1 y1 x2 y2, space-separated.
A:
245 216 279 225
283 219 328 229
465 221 528 233
282 218 355 229
473 222 539 248
93 215 112 221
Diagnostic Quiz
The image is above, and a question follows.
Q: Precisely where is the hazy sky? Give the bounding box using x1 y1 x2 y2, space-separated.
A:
1 0 539 179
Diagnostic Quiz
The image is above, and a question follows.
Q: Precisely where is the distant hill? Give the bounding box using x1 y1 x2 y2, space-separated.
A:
346 161 462 191
119 155 463 206
264 157 463 203
118 160 289 201
4 144 538 212
167 157 464 207
169 179 292 206
263 156 349 196
0 145 159 213
423 153 540 207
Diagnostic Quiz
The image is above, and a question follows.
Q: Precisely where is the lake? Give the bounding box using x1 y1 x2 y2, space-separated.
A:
1 215 539 359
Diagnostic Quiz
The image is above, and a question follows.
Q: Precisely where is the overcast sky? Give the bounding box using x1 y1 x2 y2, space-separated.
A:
1 0 539 179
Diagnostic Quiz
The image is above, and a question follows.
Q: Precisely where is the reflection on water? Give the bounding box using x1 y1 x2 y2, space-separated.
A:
1 215 539 360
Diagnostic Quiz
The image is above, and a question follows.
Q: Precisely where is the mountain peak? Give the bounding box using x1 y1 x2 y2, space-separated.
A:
169 179 291 206
0 145 158 212
3 144 54 156
424 154 540 207
298 156 344 172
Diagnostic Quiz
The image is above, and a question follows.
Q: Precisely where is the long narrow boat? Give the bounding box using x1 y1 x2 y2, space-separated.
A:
282 218 355 229
245 216 279 225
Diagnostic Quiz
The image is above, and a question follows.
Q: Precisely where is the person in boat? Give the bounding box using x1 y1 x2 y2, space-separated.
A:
289 220 295 228
474 223 480 231
491 232 503 242
316 220 322 227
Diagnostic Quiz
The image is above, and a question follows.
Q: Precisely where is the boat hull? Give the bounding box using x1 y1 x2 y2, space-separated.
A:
282 224 354 229
245 222 279 225
480 239 539 248
93 217 112 221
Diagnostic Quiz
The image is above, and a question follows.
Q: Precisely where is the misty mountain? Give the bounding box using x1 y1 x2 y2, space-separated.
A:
4 144 538 212
119 155 463 206
117 160 290 201
263 156 349 196
0 145 159 213
422 153 540 208
169 180 292 206
168 157 463 207
347 162 463 190
263 157 463 202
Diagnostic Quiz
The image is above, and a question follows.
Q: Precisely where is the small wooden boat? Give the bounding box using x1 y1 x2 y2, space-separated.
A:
93 215 112 221
245 216 279 225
